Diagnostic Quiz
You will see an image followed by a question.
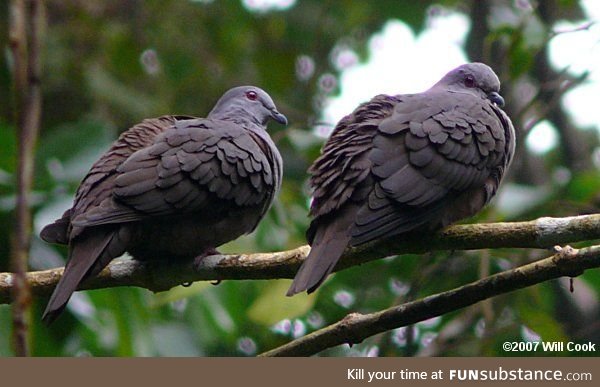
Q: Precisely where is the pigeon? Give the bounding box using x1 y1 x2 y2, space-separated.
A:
287 63 516 296
41 86 287 323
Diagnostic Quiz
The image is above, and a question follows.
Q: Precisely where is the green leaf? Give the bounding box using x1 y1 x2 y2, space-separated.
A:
151 281 212 307
565 172 600 203
0 122 16 175
517 286 569 346
248 280 316 325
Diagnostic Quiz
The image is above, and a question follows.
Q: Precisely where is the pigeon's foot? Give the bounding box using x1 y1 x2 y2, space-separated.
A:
192 247 221 271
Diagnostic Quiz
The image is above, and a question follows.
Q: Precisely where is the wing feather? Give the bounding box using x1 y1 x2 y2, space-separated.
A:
73 118 280 228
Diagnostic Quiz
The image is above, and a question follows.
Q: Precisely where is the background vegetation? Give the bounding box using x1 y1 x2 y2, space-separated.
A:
1 0 599 356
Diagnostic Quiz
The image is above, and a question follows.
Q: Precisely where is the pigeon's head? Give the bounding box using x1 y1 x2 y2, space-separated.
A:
209 86 288 128
436 62 505 107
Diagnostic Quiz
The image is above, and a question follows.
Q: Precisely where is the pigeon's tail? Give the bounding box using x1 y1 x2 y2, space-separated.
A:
42 226 126 325
286 211 354 296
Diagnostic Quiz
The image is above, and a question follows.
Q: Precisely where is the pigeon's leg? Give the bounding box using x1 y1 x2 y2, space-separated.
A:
188 248 223 285
192 247 222 270
179 248 223 287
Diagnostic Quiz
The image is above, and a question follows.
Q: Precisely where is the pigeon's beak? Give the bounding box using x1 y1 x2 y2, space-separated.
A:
270 110 288 125
487 91 505 108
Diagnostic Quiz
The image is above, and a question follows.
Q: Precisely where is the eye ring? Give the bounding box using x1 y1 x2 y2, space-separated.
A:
245 90 258 100
464 75 476 88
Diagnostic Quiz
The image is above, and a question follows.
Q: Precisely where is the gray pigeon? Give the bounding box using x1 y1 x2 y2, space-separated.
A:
41 86 287 323
287 63 515 296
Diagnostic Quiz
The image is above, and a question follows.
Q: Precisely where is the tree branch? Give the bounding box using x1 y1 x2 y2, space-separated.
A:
1 214 600 304
259 244 600 357
9 0 44 357
535 0 594 172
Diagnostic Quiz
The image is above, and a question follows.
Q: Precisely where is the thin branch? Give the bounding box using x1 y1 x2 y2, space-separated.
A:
535 0 594 172
549 20 596 39
259 244 600 357
517 68 589 134
9 0 44 357
1 214 600 304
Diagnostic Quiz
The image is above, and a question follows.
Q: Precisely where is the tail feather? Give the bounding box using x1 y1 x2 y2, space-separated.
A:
286 230 350 296
42 227 125 324
287 209 355 296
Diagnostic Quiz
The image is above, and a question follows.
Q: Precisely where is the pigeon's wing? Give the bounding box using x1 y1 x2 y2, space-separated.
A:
308 95 397 221
39 209 72 244
350 92 514 245
72 118 279 230
287 95 397 295
40 115 191 243
41 116 193 324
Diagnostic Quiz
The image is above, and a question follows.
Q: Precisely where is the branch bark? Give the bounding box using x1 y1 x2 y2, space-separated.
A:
1 214 600 304
9 0 44 357
260 244 600 357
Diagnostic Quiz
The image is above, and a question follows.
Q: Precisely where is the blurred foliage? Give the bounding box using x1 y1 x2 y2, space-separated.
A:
1 0 599 356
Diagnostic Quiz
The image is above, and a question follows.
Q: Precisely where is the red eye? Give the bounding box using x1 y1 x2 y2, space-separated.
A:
464 75 475 88
246 91 258 100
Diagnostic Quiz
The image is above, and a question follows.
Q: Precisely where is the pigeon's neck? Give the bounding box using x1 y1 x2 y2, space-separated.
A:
432 82 485 100
208 106 266 130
